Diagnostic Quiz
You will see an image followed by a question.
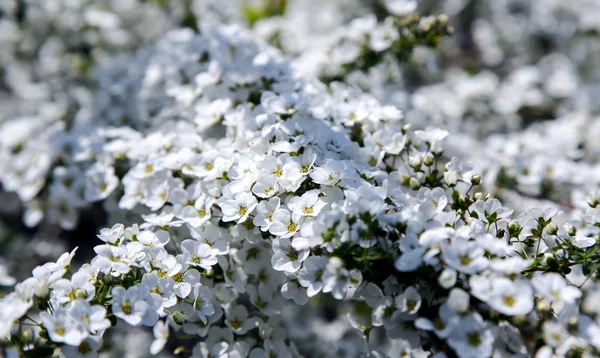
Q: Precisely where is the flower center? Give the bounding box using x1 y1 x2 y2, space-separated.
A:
433 319 445 330
78 342 91 354
503 295 515 307
287 222 297 233
121 300 132 315
192 254 201 264
459 255 472 266
55 326 66 336
467 333 482 347
287 248 299 261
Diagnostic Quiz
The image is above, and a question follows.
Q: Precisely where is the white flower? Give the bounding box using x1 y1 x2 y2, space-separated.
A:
218 255 248 294
253 197 281 232
250 340 293 358
252 174 280 199
380 132 407 155
192 284 215 325
40 308 87 346
542 321 568 347
287 190 327 217
189 222 230 256
83 163 119 202
143 176 184 211
414 127 449 154
438 269 457 289
442 239 489 274
415 304 460 339
181 240 218 270
224 305 259 334
281 279 309 305
141 272 177 312
384 0 417 16
69 300 111 334
150 320 169 355
220 191 258 223
369 18 398 52
137 230 170 248
477 277 534 316
0 263 16 286
97 223 125 244
569 232 596 248
447 315 494 358
269 209 302 238
298 256 329 297
310 159 351 186
271 237 310 273
282 149 317 182
532 273 582 304
178 194 215 227
470 199 513 224
91 245 131 274
395 286 422 315
261 91 305 116
112 286 158 327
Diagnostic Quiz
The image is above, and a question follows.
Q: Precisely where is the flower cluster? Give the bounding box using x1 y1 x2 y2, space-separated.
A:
0 1 599 358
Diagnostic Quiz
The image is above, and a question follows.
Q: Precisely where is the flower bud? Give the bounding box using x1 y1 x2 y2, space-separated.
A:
512 315 527 326
508 220 520 232
172 310 187 325
567 316 579 333
409 177 420 190
546 223 558 235
409 155 422 169
471 175 481 185
474 192 484 201
21 330 34 343
444 170 458 186
438 269 457 289
447 288 469 313
75 288 88 300
423 154 434 166
536 299 553 318
103 273 113 285
563 223 576 236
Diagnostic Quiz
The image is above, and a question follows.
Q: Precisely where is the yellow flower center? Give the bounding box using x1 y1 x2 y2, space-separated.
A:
287 222 297 233
503 295 515 307
55 326 66 336
121 300 132 315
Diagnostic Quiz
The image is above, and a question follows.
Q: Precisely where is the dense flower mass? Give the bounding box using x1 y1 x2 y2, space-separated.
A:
0 1 599 357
